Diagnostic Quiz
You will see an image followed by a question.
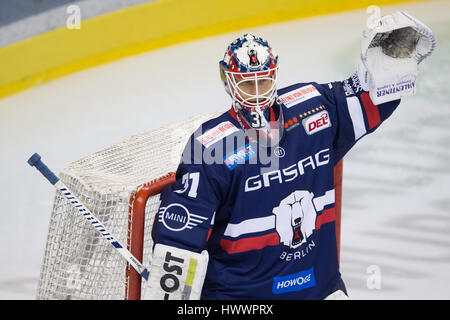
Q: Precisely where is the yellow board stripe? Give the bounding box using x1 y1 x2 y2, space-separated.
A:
0 0 424 100
185 258 198 287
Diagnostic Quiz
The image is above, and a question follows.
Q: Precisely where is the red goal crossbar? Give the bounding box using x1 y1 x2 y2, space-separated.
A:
125 161 343 300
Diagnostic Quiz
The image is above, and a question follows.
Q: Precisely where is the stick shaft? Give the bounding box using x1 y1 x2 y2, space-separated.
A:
28 153 149 281
55 180 149 279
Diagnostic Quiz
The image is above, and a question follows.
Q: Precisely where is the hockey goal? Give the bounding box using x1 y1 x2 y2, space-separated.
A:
36 112 343 300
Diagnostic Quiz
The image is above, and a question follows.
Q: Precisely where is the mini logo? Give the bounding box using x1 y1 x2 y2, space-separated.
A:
272 267 316 294
223 143 256 170
159 204 208 232
274 146 285 158
302 110 331 135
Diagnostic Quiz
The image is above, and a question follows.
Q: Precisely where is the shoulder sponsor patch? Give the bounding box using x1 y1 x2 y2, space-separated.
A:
272 267 316 294
279 84 321 108
196 121 239 148
302 110 331 135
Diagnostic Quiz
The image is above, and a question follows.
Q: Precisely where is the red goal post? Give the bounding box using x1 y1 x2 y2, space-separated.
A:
126 172 176 300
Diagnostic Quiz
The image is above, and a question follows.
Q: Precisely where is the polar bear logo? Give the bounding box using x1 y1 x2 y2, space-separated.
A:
272 190 317 249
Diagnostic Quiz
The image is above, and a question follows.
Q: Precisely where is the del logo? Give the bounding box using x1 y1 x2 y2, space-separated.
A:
272 267 316 294
223 143 256 170
159 203 208 232
302 110 331 135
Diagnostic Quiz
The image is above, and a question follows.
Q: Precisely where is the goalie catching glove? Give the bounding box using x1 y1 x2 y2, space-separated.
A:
143 244 208 300
358 11 436 104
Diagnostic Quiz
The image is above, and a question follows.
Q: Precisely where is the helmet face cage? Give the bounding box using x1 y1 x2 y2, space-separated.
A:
224 67 279 114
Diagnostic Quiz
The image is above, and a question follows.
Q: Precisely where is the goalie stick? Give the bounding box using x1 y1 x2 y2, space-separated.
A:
27 153 150 281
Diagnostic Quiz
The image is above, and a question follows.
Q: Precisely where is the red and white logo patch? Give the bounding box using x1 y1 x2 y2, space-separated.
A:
302 110 331 135
196 121 239 147
278 84 321 108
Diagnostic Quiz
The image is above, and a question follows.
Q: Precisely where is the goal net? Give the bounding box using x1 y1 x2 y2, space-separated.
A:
36 111 222 300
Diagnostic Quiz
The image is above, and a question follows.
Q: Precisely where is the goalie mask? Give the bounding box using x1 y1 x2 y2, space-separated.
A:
219 34 283 146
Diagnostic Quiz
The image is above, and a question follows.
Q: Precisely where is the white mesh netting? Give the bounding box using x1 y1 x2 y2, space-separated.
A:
36 111 223 300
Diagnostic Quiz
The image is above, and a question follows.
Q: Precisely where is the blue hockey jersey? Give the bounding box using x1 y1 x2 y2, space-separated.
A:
151 74 400 299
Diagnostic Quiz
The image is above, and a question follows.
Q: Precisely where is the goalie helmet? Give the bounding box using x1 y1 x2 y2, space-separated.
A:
219 34 283 145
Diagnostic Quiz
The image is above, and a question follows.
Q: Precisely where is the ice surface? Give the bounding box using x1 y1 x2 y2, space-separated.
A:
0 1 449 299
